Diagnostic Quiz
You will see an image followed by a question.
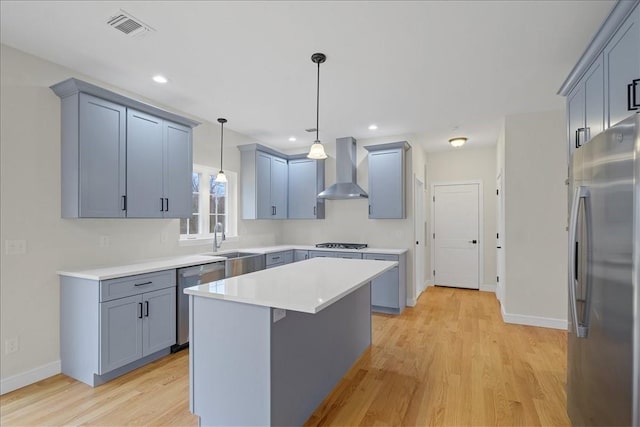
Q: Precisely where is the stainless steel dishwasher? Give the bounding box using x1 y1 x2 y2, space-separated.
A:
173 262 225 352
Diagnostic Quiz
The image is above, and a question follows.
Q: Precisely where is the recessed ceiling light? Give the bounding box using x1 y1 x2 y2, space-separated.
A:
289 136 296 142
368 124 378 130
152 75 168 84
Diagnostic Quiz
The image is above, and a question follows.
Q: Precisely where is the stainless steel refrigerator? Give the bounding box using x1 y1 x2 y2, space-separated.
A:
568 113 639 426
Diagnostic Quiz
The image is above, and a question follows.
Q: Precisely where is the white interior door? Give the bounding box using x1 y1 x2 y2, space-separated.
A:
414 177 426 297
433 183 480 289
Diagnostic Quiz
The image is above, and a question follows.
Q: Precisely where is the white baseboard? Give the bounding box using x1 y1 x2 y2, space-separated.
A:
407 280 433 306
406 297 417 307
0 360 61 395
500 304 567 330
479 283 496 293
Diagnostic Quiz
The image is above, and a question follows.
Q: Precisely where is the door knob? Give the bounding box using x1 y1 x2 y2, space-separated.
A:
469 239 477 244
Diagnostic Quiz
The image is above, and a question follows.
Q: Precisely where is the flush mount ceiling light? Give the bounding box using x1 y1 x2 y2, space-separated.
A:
288 136 297 142
152 75 168 84
449 137 468 148
368 124 378 130
215 118 228 183
307 53 328 160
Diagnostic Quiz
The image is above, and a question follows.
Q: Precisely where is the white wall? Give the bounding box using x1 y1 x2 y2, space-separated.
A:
279 135 427 305
0 44 281 388
502 109 568 328
425 146 497 289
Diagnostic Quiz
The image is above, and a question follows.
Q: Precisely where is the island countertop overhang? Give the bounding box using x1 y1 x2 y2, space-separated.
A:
184 257 397 314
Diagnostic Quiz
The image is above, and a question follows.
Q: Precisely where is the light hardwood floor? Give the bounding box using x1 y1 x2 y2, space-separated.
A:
1 287 569 426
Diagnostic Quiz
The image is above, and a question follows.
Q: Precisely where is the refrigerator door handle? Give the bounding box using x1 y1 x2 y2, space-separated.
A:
569 185 591 338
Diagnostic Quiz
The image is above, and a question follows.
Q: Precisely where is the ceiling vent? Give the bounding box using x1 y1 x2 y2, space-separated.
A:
107 10 155 37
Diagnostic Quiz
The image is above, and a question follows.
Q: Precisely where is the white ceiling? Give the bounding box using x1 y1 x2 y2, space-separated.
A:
0 1 614 152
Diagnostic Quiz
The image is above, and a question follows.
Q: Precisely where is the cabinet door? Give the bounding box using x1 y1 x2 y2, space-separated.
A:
567 84 585 156
126 109 164 218
584 56 605 143
370 267 400 308
288 159 317 219
369 149 404 219
163 122 192 218
294 250 309 262
100 295 143 373
256 152 272 219
142 288 176 356
605 6 640 127
271 156 288 219
78 94 126 217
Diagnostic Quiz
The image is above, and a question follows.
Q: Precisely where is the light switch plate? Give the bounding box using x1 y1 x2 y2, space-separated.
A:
5 240 27 255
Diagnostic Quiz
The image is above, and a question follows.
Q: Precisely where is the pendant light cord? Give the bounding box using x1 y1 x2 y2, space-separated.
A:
315 60 320 143
220 122 224 171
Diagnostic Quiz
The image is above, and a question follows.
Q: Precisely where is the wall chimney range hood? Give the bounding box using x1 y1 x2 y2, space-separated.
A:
317 137 368 199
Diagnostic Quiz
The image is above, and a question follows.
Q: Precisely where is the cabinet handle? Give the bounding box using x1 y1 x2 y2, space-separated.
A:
272 206 276 216
138 302 143 319
575 127 587 148
144 301 149 317
160 198 165 212
134 281 153 287
628 79 639 111
305 254 308 259
121 195 127 211
272 256 280 260
313 206 316 216
165 198 169 212
368 205 372 215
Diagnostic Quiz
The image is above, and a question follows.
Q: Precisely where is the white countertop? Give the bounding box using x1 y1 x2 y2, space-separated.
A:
57 254 225 280
184 257 397 314
57 244 407 280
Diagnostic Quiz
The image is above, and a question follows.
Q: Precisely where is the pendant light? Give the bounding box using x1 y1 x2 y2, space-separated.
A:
215 118 228 183
307 53 328 159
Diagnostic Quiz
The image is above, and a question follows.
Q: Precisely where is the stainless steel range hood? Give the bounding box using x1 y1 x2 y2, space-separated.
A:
318 137 368 199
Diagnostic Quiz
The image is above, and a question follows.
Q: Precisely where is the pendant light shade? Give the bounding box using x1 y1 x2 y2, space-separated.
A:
307 53 328 160
215 118 228 183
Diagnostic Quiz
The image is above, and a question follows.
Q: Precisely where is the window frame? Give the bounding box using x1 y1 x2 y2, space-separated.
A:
179 164 237 242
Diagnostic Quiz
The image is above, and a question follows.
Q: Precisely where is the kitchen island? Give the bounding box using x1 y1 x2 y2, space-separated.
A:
185 257 397 427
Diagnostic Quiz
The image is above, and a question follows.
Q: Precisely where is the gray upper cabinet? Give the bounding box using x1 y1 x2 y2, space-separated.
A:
567 56 604 156
604 4 640 127
365 142 410 219
77 93 127 218
559 2 639 159
288 157 325 219
241 148 288 219
126 110 193 218
51 78 199 219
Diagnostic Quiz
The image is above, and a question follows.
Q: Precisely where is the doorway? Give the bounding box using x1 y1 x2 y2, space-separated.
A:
431 182 481 289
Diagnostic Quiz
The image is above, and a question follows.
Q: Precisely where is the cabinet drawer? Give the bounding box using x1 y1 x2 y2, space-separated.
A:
335 252 363 259
309 250 335 258
100 270 176 302
363 253 399 262
266 251 293 266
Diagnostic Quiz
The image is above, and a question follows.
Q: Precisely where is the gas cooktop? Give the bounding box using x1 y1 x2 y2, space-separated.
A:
315 243 368 250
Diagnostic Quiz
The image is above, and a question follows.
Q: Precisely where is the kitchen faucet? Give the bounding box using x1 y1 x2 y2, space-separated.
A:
213 222 225 252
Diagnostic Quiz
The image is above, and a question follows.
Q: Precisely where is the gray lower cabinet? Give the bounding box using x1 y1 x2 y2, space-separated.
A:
294 250 309 262
335 252 363 259
126 109 192 218
51 78 198 219
60 269 176 387
364 142 410 219
364 253 406 314
265 250 294 269
287 157 325 219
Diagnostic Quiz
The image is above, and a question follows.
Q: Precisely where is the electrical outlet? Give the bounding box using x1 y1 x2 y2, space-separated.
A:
5 240 27 255
5 337 18 354
99 236 110 248
273 308 286 323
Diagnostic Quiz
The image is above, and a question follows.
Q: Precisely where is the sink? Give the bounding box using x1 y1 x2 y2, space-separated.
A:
201 252 265 278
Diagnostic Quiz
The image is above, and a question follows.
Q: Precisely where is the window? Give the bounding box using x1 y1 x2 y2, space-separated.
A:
180 164 237 240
